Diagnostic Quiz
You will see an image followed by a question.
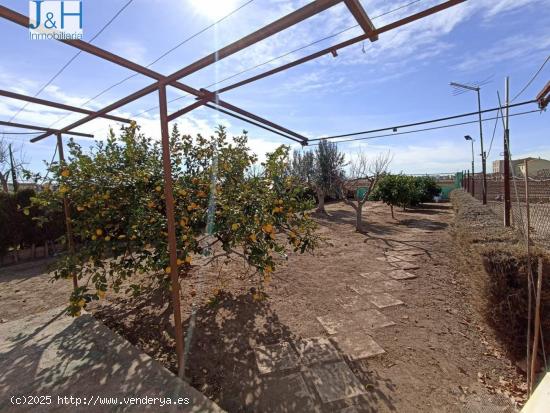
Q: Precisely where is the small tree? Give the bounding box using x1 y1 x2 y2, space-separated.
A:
312 140 346 214
372 174 441 218
340 151 391 232
30 124 319 315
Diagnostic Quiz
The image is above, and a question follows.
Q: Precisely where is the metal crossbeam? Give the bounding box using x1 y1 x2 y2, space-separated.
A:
0 3 319 144
0 119 94 138
344 0 378 41
0 89 131 124
214 0 466 95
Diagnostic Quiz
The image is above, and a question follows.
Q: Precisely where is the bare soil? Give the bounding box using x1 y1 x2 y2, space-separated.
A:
0 201 527 412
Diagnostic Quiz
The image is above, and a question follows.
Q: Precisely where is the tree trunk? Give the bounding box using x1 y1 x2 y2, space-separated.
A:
0 173 8 193
390 205 394 219
355 203 363 232
31 243 36 259
316 189 326 214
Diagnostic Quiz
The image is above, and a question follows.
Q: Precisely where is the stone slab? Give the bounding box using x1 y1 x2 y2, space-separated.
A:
359 271 387 282
317 314 347 335
389 270 418 280
336 295 373 312
0 307 224 413
366 293 404 309
386 254 415 262
391 261 420 270
247 372 318 413
351 279 405 295
254 342 300 375
331 331 385 360
307 361 367 403
355 309 396 330
247 373 318 413
295 337 341 365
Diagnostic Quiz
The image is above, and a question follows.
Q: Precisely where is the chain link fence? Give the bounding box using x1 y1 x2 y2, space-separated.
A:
467 172 550 248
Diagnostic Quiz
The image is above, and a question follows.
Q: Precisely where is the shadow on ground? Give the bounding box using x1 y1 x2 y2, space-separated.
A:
313 209 399 237
0 307 219 412
182 291 396 412
398 218 449 231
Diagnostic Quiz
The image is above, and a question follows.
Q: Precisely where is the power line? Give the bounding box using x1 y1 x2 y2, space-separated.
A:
131 0 425 120
49 0 256 128
310 100 537 141
10 0 135 124
308 109 542 146
512 54 550 102
0 131 42 135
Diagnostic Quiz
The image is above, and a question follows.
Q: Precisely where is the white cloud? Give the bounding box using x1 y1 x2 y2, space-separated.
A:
108 39 148 64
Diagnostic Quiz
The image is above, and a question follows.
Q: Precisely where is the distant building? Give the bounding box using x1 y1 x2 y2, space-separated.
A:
518 158 550 177
492 157 550 177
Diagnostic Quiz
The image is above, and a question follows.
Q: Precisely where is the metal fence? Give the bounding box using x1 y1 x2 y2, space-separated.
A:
462 172 550 248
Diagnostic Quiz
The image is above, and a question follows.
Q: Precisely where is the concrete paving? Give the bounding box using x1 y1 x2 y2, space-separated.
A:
307 361 367 403
366 293 404 309
0 307 224 413
254 342 300 375
389 270 418 280
331 331 385 361
295 337 341 366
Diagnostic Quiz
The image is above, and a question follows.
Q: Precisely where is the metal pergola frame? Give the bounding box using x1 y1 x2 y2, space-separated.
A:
0 0 465 377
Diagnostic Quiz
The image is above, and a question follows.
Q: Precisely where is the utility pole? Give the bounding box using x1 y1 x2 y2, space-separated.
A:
477 89 487 205
503 77 511 227
8 143 18 192
465 135 475 198
451 81 487 204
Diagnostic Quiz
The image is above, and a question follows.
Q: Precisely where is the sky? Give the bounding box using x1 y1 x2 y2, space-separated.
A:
0 0 549 176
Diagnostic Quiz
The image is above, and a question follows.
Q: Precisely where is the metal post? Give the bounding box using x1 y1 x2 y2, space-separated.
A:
57 133 78 290
530 258 543 393
470 138 475 198
503 77 511 226
524 158 532 393
158 85 185 378
467 170 470 194
477 89 487 204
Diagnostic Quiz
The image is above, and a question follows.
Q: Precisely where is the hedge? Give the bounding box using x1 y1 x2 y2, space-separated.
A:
0 189 65 260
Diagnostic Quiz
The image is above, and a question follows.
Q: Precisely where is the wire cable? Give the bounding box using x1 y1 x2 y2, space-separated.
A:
49 0 256 128
308 109 542 146
10 0 135 124
310 100 537 141
131 0 425 119
512 54 550 102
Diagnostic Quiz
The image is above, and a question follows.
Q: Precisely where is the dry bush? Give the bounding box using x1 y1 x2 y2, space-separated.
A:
451 189 549 361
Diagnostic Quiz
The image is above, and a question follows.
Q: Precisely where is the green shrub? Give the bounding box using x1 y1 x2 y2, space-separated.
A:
371 174 441 217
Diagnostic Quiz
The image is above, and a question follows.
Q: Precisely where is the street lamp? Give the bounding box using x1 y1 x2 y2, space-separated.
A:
451 81 488 204
465 135 475 197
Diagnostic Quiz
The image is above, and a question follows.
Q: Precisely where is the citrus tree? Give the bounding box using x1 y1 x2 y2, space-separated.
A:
371 174 441 218
31 124 317 315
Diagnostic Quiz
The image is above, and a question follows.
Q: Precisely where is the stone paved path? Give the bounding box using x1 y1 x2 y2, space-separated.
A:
251 244 422 412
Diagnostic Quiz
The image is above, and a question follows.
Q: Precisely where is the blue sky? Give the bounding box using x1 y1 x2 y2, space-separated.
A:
1 0 549 175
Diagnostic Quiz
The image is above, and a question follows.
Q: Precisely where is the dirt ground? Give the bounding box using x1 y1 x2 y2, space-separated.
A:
0 201 527 412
